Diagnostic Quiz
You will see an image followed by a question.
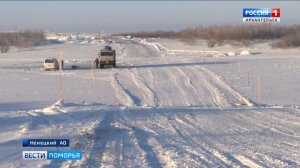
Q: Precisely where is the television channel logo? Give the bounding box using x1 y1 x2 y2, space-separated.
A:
22 151 82 160
243 8 280 23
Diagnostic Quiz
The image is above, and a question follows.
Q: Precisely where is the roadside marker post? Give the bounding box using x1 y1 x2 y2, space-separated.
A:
58 52 64 100
238 59 241 78
256 74 261 106
247 64 250 87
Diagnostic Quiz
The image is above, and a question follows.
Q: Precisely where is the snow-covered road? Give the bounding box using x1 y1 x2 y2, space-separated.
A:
0 38 299 168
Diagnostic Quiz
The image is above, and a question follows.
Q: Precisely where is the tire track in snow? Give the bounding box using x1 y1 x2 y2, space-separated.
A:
167 67 192 106
112 73 139 106
236 109 300 138
129 68 159 107
182 108 299 168
80 111 115 168
171 110 267 167
171 65 229 107
149 112 223 166
174 67 198 93
78 111 133 168
130 128 164 168
148 68 174 106
198 70 230 107
132 39 236 107
100 111 153 168
174 67 209 106
261 107 300 127
168 112 265 168
117 109 164 167
119 109 196 167
163 112 238 167
60 107 120 168
147 68 164 106
198 66 254 107
225 116 299 168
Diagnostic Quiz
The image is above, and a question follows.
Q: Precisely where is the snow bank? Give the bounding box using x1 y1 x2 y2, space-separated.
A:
240 50 250 56
226 52 236 56
46 32 98 45
27 99 65 116
140 39 169 52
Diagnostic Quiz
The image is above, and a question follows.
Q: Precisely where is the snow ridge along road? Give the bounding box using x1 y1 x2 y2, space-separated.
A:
0 38 299 168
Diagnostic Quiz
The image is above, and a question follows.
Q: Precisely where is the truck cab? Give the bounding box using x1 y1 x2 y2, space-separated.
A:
98 46 116 68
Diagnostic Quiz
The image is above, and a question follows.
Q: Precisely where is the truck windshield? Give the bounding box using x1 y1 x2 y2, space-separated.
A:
101 52 114 56
45 60 54 63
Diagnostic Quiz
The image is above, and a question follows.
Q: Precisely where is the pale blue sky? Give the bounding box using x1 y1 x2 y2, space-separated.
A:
0 1 299 33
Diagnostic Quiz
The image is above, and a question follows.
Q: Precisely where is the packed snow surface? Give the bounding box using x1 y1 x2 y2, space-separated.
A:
0 37 300 168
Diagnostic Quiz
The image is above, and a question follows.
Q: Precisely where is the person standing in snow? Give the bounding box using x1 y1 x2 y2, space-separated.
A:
95 58 99 69
61 59 64 69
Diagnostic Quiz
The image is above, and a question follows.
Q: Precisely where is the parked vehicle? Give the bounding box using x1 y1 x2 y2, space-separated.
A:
98 45 116 68
43 58 59 71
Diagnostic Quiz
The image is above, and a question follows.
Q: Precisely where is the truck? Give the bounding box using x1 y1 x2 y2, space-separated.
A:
98 45 116 68
43 58 59 71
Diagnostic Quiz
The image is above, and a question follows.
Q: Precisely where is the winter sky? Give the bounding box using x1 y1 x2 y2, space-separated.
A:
0 1 299 33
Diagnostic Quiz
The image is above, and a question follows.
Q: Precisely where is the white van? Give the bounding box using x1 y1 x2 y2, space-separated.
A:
43 58 59 71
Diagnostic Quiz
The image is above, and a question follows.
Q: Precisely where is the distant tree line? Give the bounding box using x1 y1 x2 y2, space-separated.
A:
115 25 300 48
0 30 47 53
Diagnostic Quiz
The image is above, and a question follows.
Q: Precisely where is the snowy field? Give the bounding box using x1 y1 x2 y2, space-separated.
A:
0 36 300 168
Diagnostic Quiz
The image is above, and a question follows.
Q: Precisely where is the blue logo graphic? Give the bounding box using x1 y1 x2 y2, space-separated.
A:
23 151 82 160
243 8 271 17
